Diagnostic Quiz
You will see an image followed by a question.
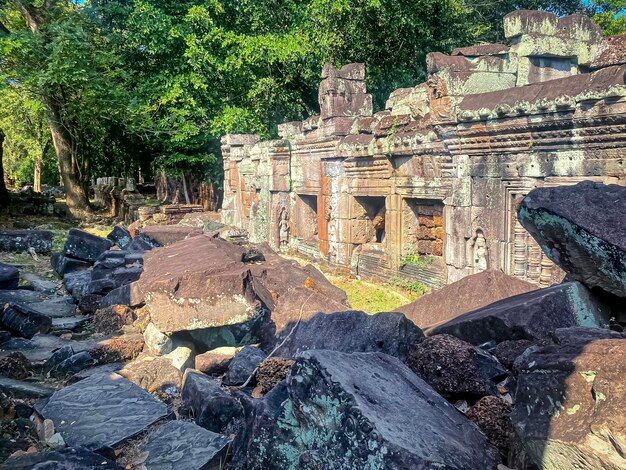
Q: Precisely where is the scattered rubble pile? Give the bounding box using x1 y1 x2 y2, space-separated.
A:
0 180 625 469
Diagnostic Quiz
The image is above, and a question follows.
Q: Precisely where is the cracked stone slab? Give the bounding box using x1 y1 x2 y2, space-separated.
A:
0 377 57 398
0 446 121 469
141 420 230 470
39 372 170 451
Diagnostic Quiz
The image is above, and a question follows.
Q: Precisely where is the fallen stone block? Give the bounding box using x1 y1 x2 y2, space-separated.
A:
232 350 498 468
130 235 261 333
51 253 92 277
50 315 88 332
0 263 19 290
64 228 113 263
407 334 507 399
552 326 623 345
143 322 173 355
518 181 626 297
195 346 240 375
512 338 626 469
127 233 159 252
0 303 52 339
0 230 53 254
0 376 56 398
182 369 243 433
428 281 611 345
63 271 93 299
0 446 121 470
141 420 230 470
20 272 57 293
223 345 266 386
100 285 130 308
135 225 203 246
92 305 135 334
107 225 132 249
119 353 183 393
38 372 170 451
274 310 423 362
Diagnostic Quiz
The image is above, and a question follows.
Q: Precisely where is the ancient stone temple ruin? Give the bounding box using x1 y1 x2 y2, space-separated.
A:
221 10 626 288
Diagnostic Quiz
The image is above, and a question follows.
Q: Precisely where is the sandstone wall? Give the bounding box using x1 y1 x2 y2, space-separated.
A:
221 11 626 288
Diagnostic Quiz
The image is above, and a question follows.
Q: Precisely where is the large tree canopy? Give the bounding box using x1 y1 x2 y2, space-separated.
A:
0 0 624 217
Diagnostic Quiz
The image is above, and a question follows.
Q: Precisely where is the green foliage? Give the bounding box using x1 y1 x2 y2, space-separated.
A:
589 1 626 35
400 253 433 269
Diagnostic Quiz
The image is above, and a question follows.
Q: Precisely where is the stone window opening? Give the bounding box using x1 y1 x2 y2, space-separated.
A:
354 196 386 245
402 198 445 259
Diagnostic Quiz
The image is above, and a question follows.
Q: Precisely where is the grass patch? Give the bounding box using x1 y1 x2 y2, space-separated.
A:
326 275 422 314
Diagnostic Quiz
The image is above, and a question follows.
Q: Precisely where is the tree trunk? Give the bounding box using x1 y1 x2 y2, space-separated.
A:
34 158 42 193
0 129 9 208
46 101 91 216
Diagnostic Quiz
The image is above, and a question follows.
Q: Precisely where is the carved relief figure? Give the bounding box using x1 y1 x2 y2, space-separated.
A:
278 207 290 248
466 229 489 272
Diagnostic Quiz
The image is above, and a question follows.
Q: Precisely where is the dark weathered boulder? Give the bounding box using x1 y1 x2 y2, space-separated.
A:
48 351 95 377
182 370 243 432
0 303 52 339
397 270 535 328
274 310 423 362
0 263 19 290
64 228 113 262
224 345 266 386
256 357 295 394
107 225 132 249
38 372 170 451
0 446 121 469
428 281 610 345
467 396 513 454
130 235 261 333
232 350 498 469
51 252 92 277
493 339 536 370
0 230 53 254
42 344 75 375
407 334 506 399
141 420 230 470
127 233 159 252
0 351 31 379
518 181 626 297
512 338 626 469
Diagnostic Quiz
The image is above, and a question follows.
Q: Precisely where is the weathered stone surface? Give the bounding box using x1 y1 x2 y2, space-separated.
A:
232 350 498 469
141 420 230 470
69 362 124 383
0 303 52 339
0 446 121 469
194 346 240 375
224 345 266 386
89 334 144 364
51 315 88 331
64 228 113 263
131 235 261 333
519 182 626 297
182 369 243 432
467 396 514 453
0 290 76 318
119 353 183 393
256 357 295 393
126 233 158 251
107 225 132 249
512 338 626 469
42 344 75 374
428 281 610 345
552 326 623 345
39 372 170 450
21 272 57 293
77 293 102 314
63 270 93 300
0 377 55 398
92 305 135 334
51 252 92 277
397 270 535 328
0 230 53 253
274 310 423 362
0 263 19 290
100 285 130 308
48 351 95 376
143 322 173 355
407 334 506 399
136 225 203 246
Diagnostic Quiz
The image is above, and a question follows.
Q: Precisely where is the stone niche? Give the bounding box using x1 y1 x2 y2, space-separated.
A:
221 11 626 289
